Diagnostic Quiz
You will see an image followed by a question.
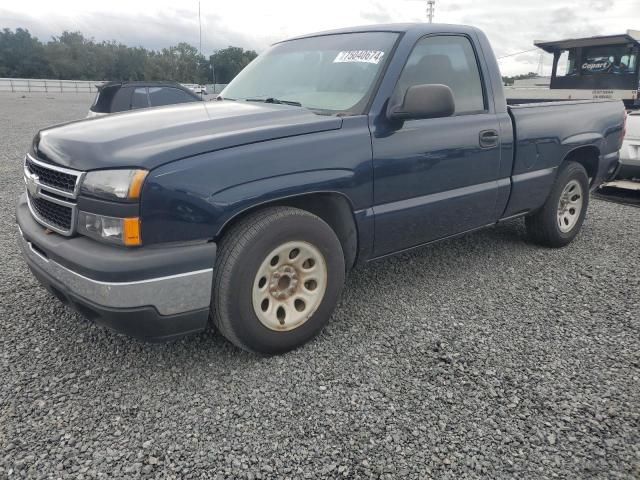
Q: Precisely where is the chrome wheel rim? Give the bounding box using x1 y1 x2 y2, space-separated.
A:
557 179 583 233
252 241 328 332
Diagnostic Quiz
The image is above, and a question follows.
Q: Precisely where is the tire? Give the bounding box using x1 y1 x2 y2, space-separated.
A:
525 161 589 248
212 207 345 354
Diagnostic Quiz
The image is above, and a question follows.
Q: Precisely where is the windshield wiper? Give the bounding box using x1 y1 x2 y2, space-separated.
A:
245 97 302 107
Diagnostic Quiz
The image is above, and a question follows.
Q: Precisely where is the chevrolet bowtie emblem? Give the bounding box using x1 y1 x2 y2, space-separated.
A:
25 172 39 197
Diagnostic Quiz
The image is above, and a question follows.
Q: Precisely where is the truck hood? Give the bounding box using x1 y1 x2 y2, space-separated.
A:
35 101 343 171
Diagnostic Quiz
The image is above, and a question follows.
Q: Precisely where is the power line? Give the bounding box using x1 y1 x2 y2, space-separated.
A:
496 48 539 60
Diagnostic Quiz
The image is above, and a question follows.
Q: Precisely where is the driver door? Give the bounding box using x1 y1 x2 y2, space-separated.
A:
371 35 502 256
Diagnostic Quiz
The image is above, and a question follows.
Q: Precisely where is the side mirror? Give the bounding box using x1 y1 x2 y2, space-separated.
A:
388 84 455 121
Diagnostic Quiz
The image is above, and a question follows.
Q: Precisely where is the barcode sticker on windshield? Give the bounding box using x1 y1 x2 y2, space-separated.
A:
334 50 385 64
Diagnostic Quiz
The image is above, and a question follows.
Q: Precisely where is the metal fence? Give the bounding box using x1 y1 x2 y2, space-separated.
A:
205 84 228 94
0 78 229 94
0 78 100 93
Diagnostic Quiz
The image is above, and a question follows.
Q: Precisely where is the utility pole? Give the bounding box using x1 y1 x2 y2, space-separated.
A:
198 1 202 56
198 1 203 87
211 57 215 88
427 0 435 23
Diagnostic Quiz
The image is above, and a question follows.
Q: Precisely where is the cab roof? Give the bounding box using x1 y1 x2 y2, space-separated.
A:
279 23 479 43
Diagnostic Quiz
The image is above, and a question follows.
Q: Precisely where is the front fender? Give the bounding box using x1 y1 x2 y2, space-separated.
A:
210 170 356 233
139 117 373 245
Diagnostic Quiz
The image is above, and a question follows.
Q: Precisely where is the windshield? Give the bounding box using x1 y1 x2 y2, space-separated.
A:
220 32 398 115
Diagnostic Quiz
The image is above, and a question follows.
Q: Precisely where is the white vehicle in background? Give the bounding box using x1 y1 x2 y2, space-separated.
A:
619 111 640 180
182 83 208 95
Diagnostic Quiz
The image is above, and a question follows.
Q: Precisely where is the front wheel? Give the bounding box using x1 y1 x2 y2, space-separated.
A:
212 207 345 354
525 161 589 248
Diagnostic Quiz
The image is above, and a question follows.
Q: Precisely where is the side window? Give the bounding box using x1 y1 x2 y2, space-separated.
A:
131 87 149 109
148 87 197 107
555 49 578 77
396 35 485 114
110 87 133 112
620 53 637 73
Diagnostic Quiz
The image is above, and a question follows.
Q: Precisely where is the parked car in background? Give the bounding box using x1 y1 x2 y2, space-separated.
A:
87 81 202 117
618 110 640 179
183 83 208 95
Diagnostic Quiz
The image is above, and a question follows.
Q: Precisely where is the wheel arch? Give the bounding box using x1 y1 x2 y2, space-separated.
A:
215 191 360 270
560 145 600 186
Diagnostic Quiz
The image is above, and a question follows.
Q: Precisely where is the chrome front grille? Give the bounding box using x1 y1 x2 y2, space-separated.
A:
25 156 77 194
23 154 84 236
28 193 74 231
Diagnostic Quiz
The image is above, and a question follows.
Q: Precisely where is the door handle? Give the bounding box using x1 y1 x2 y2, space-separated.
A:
479 130 499 148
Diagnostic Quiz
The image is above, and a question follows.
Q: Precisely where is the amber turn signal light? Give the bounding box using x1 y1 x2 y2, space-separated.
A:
127 170 148 200
123 217 142 246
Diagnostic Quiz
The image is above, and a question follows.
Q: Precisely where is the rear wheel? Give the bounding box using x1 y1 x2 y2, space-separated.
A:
212 207 345 354
525 161 589 248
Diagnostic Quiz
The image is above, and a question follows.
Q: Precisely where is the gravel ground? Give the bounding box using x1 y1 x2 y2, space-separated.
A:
1 92 639 479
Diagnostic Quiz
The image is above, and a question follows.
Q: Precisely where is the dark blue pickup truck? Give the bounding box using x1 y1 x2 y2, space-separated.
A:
17 24 625 353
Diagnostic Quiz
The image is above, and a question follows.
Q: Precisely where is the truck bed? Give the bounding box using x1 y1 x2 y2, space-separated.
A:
506 98 621 108
502 98 625 218
507 98 569 105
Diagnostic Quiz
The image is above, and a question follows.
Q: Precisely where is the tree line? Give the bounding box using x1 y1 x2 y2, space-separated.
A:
502 72 539 86
0 28 258 84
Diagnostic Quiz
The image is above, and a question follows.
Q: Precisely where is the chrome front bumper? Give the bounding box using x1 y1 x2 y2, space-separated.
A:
16 193 216 340
19 231 213 316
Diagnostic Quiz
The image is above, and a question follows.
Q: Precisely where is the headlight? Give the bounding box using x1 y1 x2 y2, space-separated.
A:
81 169 148 201
77 211 142 246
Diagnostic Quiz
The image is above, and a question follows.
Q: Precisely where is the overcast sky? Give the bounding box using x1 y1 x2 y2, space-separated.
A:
1 0 636 75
